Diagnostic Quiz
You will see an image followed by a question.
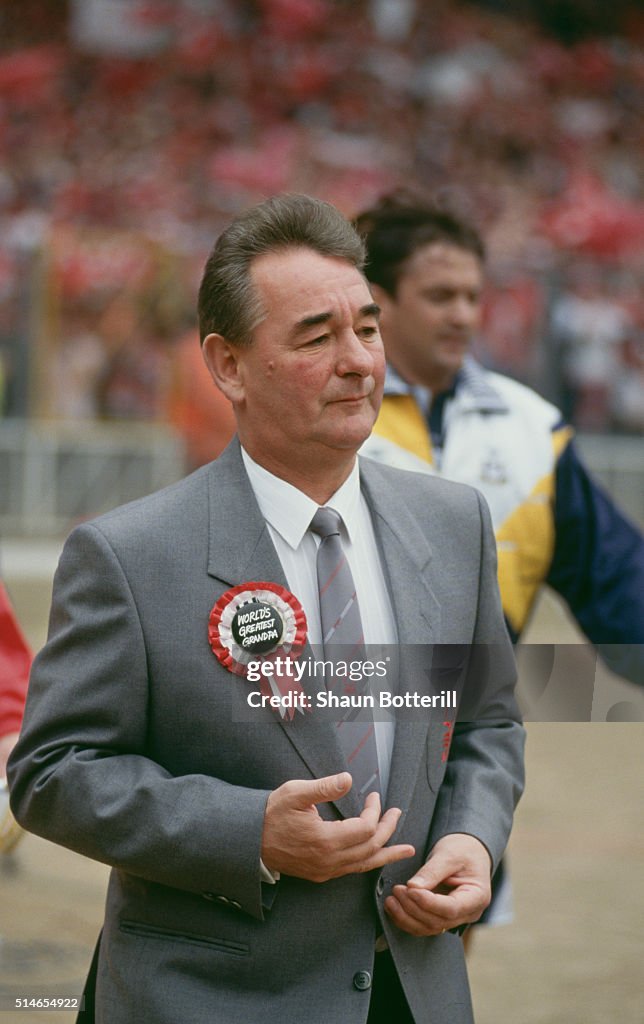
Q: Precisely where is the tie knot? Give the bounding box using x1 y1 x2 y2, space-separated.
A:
310 506 342 540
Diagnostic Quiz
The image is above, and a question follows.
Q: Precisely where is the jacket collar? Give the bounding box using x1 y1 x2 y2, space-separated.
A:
385 356 509 414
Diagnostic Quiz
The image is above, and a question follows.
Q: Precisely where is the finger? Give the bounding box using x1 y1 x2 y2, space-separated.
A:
384 895 446 937
318 808 414 874
396 883 488 925
322 799 399 849
370 805 408 853
280 772 353 810
332 841 416 877
318 807 399 865
357 790 382 828
329 804 405 859
354 792 402 834
388 887 470 936
395 883 451 917
361 841 416 871
406 853 455 891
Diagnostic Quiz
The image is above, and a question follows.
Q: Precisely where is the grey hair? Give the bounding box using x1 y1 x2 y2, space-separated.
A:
198 194 366 345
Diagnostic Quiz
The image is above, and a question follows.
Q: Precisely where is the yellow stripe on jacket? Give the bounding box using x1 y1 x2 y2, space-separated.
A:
372 395 434 464
373 396 575 634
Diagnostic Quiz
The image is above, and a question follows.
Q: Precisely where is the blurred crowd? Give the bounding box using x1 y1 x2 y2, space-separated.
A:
0 0 643 449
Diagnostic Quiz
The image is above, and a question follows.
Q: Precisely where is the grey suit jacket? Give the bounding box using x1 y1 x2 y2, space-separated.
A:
9 439 524 1024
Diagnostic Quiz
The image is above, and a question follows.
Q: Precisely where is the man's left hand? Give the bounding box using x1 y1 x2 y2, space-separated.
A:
384 833 492 937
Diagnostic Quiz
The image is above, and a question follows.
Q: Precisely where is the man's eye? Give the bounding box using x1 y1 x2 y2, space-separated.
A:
359 325 379 339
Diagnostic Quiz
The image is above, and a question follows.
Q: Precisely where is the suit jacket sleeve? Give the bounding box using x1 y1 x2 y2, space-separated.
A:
426 489 526 871
8 523 271 920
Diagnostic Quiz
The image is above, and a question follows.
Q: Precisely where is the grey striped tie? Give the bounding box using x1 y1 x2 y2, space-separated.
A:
310 507 380 800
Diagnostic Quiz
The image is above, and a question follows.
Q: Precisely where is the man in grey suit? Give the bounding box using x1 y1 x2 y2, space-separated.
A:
9 195 524 1023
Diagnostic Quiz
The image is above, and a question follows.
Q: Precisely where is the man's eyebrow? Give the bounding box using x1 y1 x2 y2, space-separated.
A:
293 303 381 333
292 311 333 335
291 303 381 337
360 302 381 319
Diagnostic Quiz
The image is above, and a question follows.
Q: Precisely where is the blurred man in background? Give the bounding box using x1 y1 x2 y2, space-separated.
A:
356 191 644 936
357 192 644 677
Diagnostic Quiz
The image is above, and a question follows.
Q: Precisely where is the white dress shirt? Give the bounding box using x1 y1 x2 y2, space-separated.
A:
241 447 398 797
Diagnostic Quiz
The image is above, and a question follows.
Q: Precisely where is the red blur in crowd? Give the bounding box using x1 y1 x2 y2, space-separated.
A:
0 583 31 777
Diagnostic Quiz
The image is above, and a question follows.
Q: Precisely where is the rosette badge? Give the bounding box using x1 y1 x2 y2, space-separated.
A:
208 582 308 718
231 597 284 654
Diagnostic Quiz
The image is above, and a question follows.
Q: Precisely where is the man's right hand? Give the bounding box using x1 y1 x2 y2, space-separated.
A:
261 772 415 882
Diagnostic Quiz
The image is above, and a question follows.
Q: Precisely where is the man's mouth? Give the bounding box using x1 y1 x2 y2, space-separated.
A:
439 333 470 346
439 333 469 343
333 393 371 405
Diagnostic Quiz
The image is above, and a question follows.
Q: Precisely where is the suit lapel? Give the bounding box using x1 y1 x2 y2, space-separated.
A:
206 439 288 588
206 440 355 816
359 458 440 813
359 457 440 645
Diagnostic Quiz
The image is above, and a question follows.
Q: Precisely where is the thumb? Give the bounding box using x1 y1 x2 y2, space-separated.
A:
407 849 451 890
289 772 353 809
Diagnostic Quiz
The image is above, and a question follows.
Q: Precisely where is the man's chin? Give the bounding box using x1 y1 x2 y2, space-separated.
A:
324 421 377 453
431 350 466 387
442 344 468 369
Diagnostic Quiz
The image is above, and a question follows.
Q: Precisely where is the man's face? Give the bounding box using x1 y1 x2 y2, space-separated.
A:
377 242 484 392
231 247 385 473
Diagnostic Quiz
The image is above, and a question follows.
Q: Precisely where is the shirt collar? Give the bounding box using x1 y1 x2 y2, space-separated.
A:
458 357 509 412
384 363 432 413
241 447 362 550
384 355 508 413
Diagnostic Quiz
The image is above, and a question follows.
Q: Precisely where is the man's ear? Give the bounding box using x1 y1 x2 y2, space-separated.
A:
202 333 245 402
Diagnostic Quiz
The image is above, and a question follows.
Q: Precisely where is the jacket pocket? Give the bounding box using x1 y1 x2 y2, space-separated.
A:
119 920 249 957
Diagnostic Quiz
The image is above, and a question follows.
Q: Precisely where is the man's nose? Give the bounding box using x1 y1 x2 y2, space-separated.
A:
336 330 377 376
449 295 478 327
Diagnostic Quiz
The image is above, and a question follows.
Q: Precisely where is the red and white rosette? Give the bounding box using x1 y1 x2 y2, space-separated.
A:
208 582 308 719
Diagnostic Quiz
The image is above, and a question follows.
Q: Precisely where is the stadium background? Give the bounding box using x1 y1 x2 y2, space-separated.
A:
0 2 642 1021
